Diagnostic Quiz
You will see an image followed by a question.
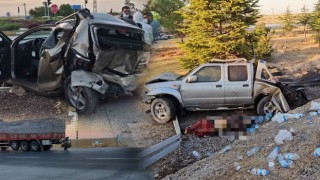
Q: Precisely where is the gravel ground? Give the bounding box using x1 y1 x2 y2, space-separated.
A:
0 90 68 121
163 100 320 180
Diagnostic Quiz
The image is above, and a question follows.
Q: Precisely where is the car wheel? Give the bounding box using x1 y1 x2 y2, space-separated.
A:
64 77 99 114
20 141 30 152
151 98 176 124
257 96 278 115
30 141 40 152
10 141 20 151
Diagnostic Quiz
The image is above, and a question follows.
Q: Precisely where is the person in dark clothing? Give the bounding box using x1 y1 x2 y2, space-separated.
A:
120 6 136 25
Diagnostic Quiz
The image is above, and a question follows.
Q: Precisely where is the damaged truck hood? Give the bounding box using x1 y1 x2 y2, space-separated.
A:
146 72 181 84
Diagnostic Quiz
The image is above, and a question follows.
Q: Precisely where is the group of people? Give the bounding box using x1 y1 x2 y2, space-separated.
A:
119 6 160 46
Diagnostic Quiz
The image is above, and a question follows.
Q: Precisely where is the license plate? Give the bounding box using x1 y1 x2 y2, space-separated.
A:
42 140 52 145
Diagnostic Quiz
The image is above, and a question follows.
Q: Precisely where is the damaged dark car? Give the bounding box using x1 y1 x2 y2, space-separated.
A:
0 9 147 114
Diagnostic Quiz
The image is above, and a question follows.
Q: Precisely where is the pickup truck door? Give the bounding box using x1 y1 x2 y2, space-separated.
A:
0 31 12 81
224 64 252 106
180 64 225 108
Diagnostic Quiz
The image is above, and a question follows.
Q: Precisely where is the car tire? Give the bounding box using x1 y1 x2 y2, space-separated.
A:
10 141 20 151
257 96 277 115
20 141 30 152
30 141 40 152
151 97 176 124
64 77 99 114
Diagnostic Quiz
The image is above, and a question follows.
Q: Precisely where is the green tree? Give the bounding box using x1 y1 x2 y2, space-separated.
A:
298 5 311 42
144 0 185 34
124 0 135 9
252 23 273 61
143 0 153 12
154 0 184 33
310 1 320 47
178 0 262 69
29 6 46 17
279 6 295 48
57 4 73 17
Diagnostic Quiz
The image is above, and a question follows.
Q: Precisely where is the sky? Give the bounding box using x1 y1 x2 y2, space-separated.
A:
0 0 318 17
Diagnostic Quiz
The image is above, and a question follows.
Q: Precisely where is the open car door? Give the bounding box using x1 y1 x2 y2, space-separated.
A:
0 31 12 81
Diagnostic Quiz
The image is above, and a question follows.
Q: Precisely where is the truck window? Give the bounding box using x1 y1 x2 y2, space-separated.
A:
228 65 248 81
194 66 221 82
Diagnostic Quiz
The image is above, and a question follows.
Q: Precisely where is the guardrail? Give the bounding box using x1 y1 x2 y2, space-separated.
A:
139 117 181 169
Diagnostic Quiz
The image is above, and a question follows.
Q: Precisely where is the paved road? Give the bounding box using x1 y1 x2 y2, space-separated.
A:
67 93 152 147
0 148 152 180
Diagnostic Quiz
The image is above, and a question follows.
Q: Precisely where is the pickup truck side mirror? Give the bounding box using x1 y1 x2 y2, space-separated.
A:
187 75 197 83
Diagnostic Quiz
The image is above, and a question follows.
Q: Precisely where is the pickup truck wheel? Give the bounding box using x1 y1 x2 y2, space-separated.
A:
151 98 176 124
64 77 99 114
30 141 40 152
257 96 277 115
20 141 30 152
10 141 19 151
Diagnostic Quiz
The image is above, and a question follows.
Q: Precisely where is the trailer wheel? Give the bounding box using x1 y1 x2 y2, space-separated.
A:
30 141 40 152
20 141 30 152
10 141 20 151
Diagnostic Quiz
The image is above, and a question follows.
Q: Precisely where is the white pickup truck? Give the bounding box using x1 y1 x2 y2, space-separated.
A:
144 59 308 124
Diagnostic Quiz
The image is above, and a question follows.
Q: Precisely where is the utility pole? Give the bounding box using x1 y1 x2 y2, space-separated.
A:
272 8 274 16
18 7 20 17
22 3 27 17
47 0 52 19
84 0 88 8
43 2 47 16
93 0 97 13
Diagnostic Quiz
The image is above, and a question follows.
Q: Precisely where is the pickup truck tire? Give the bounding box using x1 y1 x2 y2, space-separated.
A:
257 96 277 115
30 141 40 152
20 141 30 152
64 77 99 115
151 98 176 124
10 141 19 151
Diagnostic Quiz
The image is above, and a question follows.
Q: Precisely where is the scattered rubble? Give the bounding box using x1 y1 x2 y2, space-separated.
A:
0 91 68 120
162 99 320 179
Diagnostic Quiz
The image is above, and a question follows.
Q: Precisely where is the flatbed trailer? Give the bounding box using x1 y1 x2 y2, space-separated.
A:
0 119 71 152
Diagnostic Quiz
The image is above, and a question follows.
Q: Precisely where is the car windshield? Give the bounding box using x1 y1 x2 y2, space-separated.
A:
177 66 197 80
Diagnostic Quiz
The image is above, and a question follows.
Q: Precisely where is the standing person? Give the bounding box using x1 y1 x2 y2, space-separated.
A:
120 6 133 19
133 11 153 66
133 11 153 46
120 6 136 25
143 12 161 42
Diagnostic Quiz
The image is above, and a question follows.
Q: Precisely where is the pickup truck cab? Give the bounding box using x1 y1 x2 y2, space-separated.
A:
144 59 292 124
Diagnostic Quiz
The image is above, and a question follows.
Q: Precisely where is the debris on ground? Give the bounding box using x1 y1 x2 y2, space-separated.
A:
163 99 320 180
274 130 293 144
0 91 68 120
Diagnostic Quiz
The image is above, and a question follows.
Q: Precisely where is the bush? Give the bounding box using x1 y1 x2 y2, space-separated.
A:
0 21 22 31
